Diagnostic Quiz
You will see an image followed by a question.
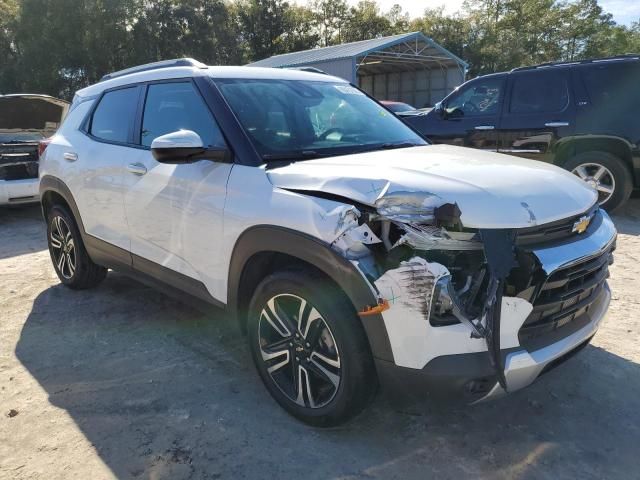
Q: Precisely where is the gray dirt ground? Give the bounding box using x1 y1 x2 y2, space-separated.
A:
1 200 639 480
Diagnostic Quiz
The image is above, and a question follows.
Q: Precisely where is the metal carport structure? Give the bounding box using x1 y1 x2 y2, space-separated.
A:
248 32 468 108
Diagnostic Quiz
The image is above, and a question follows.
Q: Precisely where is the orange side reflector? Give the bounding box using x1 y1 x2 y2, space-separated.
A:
358 299 390 316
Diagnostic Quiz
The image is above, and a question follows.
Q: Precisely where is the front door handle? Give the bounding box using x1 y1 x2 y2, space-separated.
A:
63 152 78 162
475 125 495 130
127 163 147 176
545 122 569 127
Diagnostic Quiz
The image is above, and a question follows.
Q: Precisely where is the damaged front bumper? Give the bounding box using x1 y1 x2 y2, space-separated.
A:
479 283 609 402
352 208 616 403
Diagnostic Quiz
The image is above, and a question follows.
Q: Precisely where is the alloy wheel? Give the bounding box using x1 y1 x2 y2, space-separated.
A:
50 216 76 279
258 294 341 409
571 162 616 205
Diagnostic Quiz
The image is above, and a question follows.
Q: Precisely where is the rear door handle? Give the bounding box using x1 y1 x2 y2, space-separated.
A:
545 122 569 127
63 152 78 162
127 163 147 176
474 125 495 130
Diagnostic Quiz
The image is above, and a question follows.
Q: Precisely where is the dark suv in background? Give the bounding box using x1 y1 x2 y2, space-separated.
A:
404 55 640 211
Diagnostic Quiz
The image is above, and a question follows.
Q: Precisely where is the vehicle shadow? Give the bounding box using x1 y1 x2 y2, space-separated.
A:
0 204 46 259
610 197 640 236
14 275 640 479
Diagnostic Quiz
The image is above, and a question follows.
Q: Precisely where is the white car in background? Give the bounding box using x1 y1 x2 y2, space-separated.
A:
38 59 616 426
0 94 68 205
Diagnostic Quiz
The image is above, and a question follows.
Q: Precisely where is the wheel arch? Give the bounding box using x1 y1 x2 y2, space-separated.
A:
553 136 636 184
227 225 394 362
39 175 86 232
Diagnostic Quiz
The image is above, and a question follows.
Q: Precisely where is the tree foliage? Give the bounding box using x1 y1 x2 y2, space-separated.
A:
0 0 638 98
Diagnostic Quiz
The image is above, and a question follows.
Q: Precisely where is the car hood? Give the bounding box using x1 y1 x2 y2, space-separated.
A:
0 95 69 143
266 145 597 229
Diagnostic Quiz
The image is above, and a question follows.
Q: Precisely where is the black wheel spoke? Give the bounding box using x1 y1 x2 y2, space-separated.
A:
309 352 340 388
262 298 293 337
56 249 67 271
304 317 324 346
261 337 292 355
50 231 63 250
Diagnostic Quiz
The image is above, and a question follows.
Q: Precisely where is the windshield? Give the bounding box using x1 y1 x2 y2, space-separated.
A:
0 131 44 143
385 102 415 113
216 79 426 160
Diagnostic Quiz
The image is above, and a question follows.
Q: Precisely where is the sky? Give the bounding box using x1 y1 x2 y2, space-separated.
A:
324 0 639 26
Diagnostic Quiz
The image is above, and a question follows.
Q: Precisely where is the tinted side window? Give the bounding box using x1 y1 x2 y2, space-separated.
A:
445 77 504 117
90 87 138 143
510 71 569 114
581 64 640 108
140 82 225 148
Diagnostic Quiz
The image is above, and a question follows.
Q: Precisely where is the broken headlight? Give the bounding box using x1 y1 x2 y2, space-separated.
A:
427 249 487 328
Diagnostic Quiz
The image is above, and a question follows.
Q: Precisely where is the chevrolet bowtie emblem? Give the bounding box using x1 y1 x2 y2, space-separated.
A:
572 215 591 234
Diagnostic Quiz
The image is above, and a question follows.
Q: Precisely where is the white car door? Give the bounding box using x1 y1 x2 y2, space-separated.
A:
122 80 232 302
69 86 141 251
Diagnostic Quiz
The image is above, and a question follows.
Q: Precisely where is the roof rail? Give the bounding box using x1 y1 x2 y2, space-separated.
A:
287 66 328 75
100 58 208 82
511 54 640 72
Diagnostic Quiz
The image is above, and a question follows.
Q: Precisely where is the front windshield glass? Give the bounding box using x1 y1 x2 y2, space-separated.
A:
216 79 426 160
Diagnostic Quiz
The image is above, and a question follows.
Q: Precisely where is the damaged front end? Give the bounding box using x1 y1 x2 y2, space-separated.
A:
328 191 519 391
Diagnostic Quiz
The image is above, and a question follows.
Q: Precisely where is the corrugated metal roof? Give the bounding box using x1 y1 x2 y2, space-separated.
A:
248 32 467 69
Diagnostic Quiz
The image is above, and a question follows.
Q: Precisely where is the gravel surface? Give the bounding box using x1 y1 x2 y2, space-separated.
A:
1 201 639 480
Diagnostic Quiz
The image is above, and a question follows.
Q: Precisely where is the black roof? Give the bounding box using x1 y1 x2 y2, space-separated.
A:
511 54 639 72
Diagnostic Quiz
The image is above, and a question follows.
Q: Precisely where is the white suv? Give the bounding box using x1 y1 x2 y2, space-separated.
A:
39 59 617 426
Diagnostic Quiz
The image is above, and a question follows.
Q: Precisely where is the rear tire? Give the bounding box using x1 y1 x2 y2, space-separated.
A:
247 268 377 426
46 204 107 289
563 151 633 212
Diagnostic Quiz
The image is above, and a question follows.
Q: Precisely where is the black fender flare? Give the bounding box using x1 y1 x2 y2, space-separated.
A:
39 175 87 232
227 225 394 362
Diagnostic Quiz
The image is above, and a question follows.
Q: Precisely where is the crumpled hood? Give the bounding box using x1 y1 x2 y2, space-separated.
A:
266 144 597 228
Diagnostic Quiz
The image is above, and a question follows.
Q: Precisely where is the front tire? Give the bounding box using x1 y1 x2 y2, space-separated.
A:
247 268 376 426
564 151 633 212
46 205 107 289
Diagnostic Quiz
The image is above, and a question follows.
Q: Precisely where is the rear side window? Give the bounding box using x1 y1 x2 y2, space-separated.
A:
581 63 640 108
90 87 138 143
140 82 225 148
510 71 569 114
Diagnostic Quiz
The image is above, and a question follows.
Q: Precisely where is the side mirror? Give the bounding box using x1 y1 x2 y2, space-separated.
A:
447 107 464 119
434 102 445 118
151 130 205 163
151 130 231 163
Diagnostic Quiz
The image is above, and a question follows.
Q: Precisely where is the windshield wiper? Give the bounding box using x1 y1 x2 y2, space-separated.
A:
379 141 424 150
262 150 326 162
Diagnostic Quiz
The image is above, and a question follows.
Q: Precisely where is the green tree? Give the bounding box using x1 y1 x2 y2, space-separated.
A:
342 1 391 42
0 0 19 93
311 0 349 46
13 0 92 97
234 0 292 61
281 5 321 53
131 0 241 66
386 4 410 33
410 7 471 61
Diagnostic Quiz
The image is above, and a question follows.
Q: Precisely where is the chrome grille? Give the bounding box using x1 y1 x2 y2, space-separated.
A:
518 248 612 348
